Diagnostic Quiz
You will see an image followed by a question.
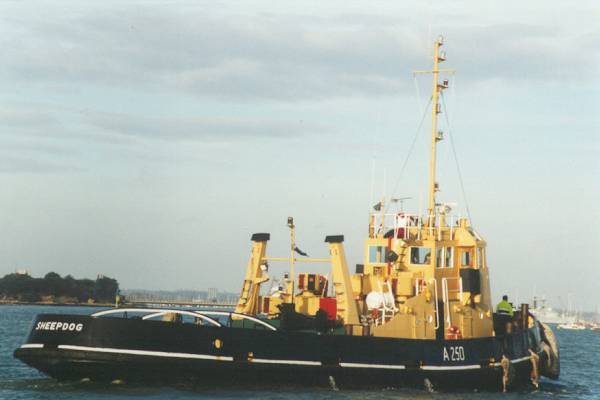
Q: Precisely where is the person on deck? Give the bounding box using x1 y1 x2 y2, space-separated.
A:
496 295 514 317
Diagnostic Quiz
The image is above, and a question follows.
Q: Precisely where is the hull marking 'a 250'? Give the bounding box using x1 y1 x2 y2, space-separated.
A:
443 346 465 362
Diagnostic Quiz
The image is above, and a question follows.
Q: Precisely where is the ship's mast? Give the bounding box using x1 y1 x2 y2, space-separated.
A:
287 217 296 300
414 36 452 224
428 38 442 218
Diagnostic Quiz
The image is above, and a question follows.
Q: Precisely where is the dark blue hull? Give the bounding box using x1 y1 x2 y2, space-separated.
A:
14 313 549 390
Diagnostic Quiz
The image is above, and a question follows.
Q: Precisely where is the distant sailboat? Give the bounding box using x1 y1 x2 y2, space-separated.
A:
557 303 586 330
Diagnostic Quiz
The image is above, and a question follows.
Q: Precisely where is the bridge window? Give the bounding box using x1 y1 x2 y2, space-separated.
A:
477 248 484 268
444 247 454 268
460 248 472 267
368 246 390 264
436 247 453 268
410 247 431 265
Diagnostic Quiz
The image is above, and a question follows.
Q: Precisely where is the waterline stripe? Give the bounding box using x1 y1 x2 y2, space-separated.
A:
20 344 44 349
249 358 321 366
340 362 405 370
421 364 481 370
38 344 535 369
57 345 233 362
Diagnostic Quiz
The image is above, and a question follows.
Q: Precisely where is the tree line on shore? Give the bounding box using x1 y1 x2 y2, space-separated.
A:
0 272 119 304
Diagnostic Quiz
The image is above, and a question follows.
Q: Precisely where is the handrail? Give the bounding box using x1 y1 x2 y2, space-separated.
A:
432 279 440 330
141 311 222 327
91 308 222 327
92 308 277 331
92 308 161 317
199 311 278 331
441 278 451 325
371 212 460 240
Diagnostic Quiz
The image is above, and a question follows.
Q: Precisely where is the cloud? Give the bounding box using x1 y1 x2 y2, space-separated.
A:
0 106 62 135
0 156 82 173
0 100 328 153
2 3 596 102
2 140 78 157
449 24 598 83
0 6 433 101
84 111 328 141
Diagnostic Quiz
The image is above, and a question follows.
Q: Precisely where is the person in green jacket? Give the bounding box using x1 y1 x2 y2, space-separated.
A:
496 295 514 317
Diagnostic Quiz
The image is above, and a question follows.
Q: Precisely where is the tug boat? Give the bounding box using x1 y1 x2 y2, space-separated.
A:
14 37 559 391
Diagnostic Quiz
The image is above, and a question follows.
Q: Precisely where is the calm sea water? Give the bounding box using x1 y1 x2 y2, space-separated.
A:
1 305 598 400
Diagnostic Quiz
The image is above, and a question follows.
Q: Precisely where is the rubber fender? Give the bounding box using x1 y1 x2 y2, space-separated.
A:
539 322 560 379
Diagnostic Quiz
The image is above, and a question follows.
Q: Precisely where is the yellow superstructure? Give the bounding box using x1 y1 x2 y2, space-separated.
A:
236 37 495 340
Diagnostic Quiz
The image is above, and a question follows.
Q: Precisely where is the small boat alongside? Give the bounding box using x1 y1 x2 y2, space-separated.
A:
14 37 560 392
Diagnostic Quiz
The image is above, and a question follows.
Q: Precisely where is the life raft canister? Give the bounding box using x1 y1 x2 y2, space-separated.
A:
447 325 462 340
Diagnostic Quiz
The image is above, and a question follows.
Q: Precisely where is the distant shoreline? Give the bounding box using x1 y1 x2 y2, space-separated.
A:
0 300 113 308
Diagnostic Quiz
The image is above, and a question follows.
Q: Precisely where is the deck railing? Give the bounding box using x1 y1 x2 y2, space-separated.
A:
91 308 277 331
371 213 460 240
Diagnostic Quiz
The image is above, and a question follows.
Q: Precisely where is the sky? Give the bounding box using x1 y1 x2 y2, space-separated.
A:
0 1 598 310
